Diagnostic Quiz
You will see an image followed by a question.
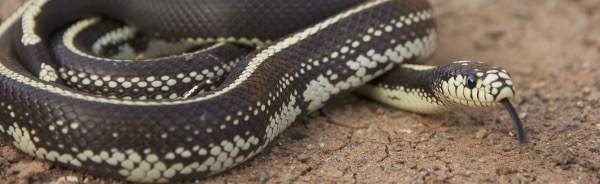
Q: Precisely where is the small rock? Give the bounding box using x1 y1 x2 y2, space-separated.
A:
466 170 475 176
576 100 584 108
433 134 443 144
519 112 528 119
50 176 79 184
488 28 505 39
497 167 516 175
475 129 488 139
499 175 512 184
344 166 352 172
561 125 580 132
544 120 561 127
574 115 586 122
409 164 418 169
583 87 591 96
270 160 283 169
10 161 48 181
514 6 531 19
496 117 504 123
527 108 540 113
358 157 368 165
297 154 308 163
65 176 78 183
327 169 343 177
292 131 309 140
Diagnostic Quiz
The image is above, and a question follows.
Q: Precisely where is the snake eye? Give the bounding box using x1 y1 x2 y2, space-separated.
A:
466 74 478 89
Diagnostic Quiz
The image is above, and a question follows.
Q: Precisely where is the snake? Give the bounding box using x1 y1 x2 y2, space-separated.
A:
0 0 525 182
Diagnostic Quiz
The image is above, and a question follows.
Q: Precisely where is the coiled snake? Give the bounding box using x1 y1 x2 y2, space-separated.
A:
0 0 524 182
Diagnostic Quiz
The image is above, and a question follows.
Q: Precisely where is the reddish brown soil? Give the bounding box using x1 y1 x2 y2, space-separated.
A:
1 0 599 183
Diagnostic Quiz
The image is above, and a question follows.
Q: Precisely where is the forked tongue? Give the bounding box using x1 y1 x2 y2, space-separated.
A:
500 99 525 143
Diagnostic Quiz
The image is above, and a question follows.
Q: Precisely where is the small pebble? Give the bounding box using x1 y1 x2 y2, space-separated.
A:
576 100 584 108
327 169 343 177
297 154 308 163
519 112 528 119
575 115 586 122
488 28 505 39
562 125 580 132
466 170 475 176
292 131 309 140
52 176 78 184
66 176 78 183
359 157 368 165
270 160 283 169
475 129 488 139
461 150 469 155
583 87 591 96
544 120 561 127
409 164 418 169
433 134 443 144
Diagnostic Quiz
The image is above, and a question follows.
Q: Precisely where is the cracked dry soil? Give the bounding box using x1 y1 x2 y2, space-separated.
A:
1 0 600 183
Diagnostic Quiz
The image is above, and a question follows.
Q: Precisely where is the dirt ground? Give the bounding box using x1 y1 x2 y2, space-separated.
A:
1 0 599 183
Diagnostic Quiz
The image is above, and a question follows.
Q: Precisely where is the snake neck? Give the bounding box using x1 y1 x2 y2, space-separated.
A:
356 61 516 114
356 63 454 114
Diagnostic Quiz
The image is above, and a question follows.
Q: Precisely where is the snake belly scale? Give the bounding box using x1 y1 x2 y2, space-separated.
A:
0 0 522 182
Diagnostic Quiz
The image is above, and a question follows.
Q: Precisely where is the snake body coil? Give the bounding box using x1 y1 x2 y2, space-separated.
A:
0 0 522 182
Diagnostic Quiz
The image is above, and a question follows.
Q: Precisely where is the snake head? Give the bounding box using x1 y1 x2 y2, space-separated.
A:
437 60 516 109
436 60 524 142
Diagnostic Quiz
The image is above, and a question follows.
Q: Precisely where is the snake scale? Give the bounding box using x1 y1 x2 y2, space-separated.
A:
0 0 524 182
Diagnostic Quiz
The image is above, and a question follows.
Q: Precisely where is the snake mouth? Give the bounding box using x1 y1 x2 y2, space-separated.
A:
499 98 526 143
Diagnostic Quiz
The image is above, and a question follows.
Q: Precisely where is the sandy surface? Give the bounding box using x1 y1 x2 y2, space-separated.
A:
1 0 599 183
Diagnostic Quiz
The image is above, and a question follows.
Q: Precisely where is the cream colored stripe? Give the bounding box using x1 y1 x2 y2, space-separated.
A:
21 0 51 46
399 64 436 71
